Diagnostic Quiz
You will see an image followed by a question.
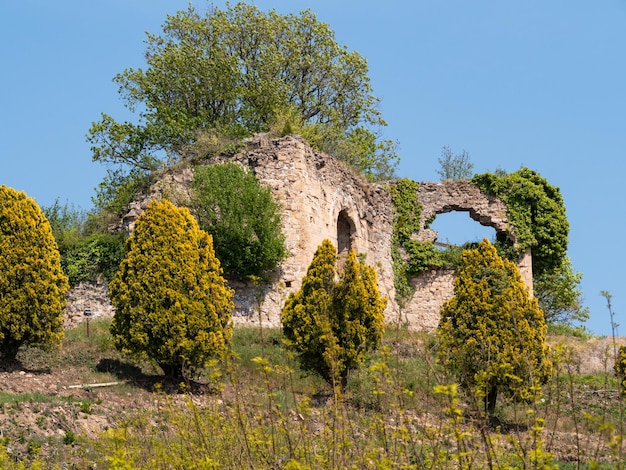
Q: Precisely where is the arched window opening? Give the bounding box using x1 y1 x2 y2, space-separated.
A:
428 211 496 249
337 210 355 256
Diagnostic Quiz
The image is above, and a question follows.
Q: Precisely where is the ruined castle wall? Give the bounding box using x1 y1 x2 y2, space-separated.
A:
412 180 533 308
416 181 513 241
68 138 532 332
403 269 456 331
65 281 114 328
220 136 396 326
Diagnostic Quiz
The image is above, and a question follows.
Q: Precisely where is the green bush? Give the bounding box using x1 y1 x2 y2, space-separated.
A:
190 162 287 280
438 239 552 415
109 199 233 380
61 233 126 285
472 167 569 277
0 186 69 361
281 240 386 388
43 199 126 285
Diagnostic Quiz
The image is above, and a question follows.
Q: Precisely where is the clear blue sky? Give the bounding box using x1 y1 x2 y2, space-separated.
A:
2 1 624 335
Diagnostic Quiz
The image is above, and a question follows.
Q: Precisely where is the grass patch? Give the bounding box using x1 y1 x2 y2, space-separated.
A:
1 320 625 468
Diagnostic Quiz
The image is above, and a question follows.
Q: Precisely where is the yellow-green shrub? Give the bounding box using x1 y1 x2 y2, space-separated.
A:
109 199 233 379
0 185 68 361
281 240 386 388
438 238 552 414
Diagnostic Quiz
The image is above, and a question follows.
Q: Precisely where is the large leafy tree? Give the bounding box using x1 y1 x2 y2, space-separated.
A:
438 239 552 415
0 186 69 362
190 162 286 279
533 257 589 326
282 240 386 388
109 199 233 380
87 2 397 181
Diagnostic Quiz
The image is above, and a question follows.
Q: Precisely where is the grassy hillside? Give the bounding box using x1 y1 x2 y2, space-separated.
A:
0 319 623 468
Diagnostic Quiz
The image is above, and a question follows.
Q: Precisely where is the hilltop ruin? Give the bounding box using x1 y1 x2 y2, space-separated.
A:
66 135 530 330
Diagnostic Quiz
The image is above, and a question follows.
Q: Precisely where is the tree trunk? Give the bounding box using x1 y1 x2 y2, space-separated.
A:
485 386 498 415
0 338 22 365
159 362 185 382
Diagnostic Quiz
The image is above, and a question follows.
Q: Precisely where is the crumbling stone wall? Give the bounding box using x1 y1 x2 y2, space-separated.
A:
67 136 532 331
404 180 533 330
213 135 395 326
65 281 114 328
403 269 456 330
415 180 514 243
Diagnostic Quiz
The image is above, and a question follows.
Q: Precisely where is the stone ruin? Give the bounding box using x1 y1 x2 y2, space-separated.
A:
66 135 531 331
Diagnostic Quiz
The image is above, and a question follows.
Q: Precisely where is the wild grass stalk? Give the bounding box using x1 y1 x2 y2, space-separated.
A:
4 320 626 468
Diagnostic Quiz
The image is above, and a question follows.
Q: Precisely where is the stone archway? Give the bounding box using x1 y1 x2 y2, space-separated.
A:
415 181 533 291
416 180 516 245
402 180 534 330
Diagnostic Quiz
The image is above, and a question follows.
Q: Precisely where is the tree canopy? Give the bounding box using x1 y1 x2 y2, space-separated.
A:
87 2 397 181
438 239 552 415
0 186 69 361
109 199 233 380
437 146 474 181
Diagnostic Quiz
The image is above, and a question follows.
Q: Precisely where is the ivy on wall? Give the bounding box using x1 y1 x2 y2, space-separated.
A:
389 179 447 304
472 167 569 277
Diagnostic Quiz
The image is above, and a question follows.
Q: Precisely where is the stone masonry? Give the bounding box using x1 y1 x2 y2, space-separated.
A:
66 135 531 331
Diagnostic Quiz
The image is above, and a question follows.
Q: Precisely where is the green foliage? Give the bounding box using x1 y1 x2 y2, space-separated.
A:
438 239 552 414
109 199 234 379
43 199 86 248
546 322 591 338
281 240 386 388
473 167 585 327
87 2 397 181
0 186 69 362
91 168 154 219
389 178 461 304
190 162 287 279
437 145 474 181
389 178 428 302
472 167 569 277
614 345 626 395
389 178 421 243
43 200 126 285
60 233 126 285
534 257 589 325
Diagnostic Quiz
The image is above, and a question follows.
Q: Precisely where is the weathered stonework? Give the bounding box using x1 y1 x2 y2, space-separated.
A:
416 180 514 243
114 167 194 233
403 269 456 330
210 135 396 326
404 180 534 327
67 136 532 332
65 281 115 328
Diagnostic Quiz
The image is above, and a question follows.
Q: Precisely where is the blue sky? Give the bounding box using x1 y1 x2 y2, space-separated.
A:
1 1 624 335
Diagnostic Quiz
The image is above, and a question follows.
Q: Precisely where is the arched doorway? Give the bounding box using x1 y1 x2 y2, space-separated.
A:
337 209 356 257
